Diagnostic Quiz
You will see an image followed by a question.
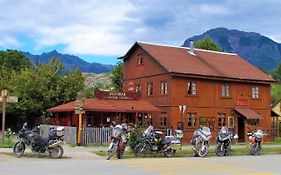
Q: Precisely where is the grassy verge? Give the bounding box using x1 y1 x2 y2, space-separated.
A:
264 138 281 145
0 141 15 148
95 146 281 158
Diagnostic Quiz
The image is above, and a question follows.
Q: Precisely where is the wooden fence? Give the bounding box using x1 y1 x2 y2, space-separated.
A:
83 127 111 145
40 125 111 145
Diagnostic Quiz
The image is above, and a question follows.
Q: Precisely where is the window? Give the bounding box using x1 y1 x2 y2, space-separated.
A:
218 113 227 128
160 112 167 126
135 84 141 93
228 116 234 128
199 117 207 127
187 112 197 127
160 81 168 95
221 84 230 97
252 86 259 99
187 82 197 95
147 82 153 96
137 54 143 65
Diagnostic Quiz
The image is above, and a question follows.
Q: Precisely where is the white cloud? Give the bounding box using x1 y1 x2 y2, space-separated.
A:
0 0 281 58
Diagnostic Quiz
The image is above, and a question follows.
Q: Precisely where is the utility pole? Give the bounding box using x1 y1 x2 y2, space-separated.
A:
75 98 85 146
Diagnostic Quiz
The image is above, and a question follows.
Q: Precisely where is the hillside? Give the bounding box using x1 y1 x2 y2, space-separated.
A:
183 27 281 72
22 50 113 73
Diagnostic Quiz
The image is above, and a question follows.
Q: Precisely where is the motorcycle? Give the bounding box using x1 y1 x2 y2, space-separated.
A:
134 125 182 158
191 126 211 157
13 123 65 159
215 126 238 157
247 130 266 156
106 123 131 160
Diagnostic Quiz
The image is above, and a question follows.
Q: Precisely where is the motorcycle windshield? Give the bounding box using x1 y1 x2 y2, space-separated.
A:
112 127 122 138
144 125 153 137
220 127 229 134
201 127 211 136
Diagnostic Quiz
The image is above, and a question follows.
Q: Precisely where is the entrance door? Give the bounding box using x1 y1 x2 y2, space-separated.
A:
238 116 245 142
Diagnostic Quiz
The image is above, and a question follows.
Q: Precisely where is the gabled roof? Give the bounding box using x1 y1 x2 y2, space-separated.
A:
124 42 275 83
47 98 161 113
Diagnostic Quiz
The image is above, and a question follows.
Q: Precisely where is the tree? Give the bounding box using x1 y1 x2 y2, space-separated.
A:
271 63 281 83
110 62 123 92
194 36 223 52
5 57 84 129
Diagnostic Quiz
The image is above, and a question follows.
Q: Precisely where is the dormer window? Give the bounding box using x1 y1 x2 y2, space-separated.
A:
137 54 143 65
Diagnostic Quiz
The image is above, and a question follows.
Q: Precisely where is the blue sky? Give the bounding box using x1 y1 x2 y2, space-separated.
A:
0 0 281 65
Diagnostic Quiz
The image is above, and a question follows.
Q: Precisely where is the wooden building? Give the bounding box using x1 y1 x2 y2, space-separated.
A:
122 41 276 142
47 88 160 128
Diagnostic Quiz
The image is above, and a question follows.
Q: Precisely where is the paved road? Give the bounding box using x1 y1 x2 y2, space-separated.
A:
0 146 280 175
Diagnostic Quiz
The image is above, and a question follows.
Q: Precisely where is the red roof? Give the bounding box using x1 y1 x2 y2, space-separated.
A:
125 42 275 83
47 98 161 113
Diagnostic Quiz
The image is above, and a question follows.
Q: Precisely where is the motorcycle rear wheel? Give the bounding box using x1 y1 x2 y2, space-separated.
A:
164 149 175 158
49 145 64 159
13 141 26 158
134 144 147 157
117 149 124 159
215 143 225 157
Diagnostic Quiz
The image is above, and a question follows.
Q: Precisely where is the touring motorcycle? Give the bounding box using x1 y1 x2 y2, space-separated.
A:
215 126 238 156
13 123 65 159
134 125 182 158
247 129 266 156
106 123 132 160
191 126 211 157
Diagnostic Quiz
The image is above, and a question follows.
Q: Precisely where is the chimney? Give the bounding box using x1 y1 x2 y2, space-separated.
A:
190 39 194 53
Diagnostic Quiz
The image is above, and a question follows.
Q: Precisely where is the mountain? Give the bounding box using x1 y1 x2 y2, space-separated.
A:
22 50 113 73
182 27 281 72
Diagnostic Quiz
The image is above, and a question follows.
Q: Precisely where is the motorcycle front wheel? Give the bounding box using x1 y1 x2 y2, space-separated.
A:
48 145 64 159
13 141 26 158
164 149 175 158
251 143 259 156
198 145 208 157
134 144 147 157
215 143 225 157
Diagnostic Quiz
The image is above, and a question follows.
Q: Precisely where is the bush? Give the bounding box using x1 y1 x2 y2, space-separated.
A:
128 127 144 150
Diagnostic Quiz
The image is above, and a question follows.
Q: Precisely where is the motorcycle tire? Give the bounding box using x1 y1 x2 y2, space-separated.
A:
13 141 26 158
106 150 114 160
215 143 225 157
251 143 259 156
49 145 64 159
198 146 208 157
117 149 124 159
134 144 147 157
164 149 175 158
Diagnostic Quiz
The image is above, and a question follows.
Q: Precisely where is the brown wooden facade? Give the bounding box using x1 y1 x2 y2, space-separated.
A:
122 42 275 142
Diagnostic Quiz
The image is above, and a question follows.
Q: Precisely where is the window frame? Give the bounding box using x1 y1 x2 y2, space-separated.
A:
135 84 141 93
160 81 168 95
221 83 230 97
160 112 167 127
187 82 197 95
187 112 197 128
252 86 259 99
217 112 227 128
147 82 153 96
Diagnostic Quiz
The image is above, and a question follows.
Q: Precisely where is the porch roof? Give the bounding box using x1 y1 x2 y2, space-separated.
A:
47 98 161 113
234 107 261 119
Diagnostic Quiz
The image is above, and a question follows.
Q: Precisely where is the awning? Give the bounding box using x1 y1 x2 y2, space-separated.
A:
234 107 261 119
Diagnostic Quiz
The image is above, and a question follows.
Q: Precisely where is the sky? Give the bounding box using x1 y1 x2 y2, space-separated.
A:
0 0 281 65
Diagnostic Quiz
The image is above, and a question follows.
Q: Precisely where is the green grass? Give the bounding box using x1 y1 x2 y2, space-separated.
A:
264 138 281 145
95 146 281 158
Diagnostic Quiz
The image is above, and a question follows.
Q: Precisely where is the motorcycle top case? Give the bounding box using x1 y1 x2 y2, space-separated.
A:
56 127 65 137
